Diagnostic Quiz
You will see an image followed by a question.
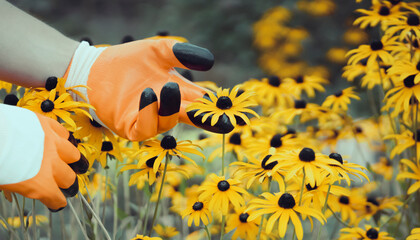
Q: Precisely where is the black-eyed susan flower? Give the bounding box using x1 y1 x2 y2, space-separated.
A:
387 14 420 40
186 86 259 133
384 75 420 117
353 1 405 29
225 206 260 240
0 214 48 229
182 199 212 227
327 153 369 186
361 65 395 90
343 28 369 46
98 141 122 168
198 174 247 215
346 35 398 68
297 0 336 17
272 100 325 124
397 158 420 194
130 235 162 240
356 195 402 223
338 225 394 240
208 131 250 162
231 154 286 190
407 228 420 240
332 195 358 225
246 192 325 240
322 87 360 112
136 135 204 173
387 57 420 85
371 157 394 180
23 88 93 130
0 80 13 93
342 59 367 82
271 147 337 187
153 224 179 239
246 133 301 157
283 74 328 98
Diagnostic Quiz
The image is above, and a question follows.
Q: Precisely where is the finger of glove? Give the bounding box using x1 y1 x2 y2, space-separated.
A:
53 159 79 198
44 115 69 139
155 39 214 71
158 82 180 133
56 138 88 174
129 88 159 141
170 72 207 103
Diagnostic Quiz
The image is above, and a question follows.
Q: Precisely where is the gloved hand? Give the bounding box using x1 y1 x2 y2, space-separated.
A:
63 39 230 141
0 104 88 211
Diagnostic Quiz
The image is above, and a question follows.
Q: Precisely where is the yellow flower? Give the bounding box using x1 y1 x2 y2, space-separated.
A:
353 1 405 29
383 75 420 117
322 87 360 112
343 28 369 45
246 133 301 157
246 192 325 240
338 225 394 240
397 159 420 194
181 199 212 227
297 0 336 17
0 80 13 93
342 59 367 82
326 47 348 64
0 215 48 229
225 206 260 240
272 100 325 124
130 235 162 240
371 157 393 180
386 14 420 40
327 152 369 186
98 140 123 168
136 135 204 173
198 174 247 215
283 75 328 98
346 35 398 68
186 86 259 133
208 130 250 162
387 57 420 85
407 228 420 240
153 224 179 238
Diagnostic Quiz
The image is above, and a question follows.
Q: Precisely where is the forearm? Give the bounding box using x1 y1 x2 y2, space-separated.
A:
0 1 78 87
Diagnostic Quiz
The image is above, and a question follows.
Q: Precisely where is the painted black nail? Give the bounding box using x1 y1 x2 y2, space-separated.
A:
187 110 234 134
180 69 194 81
158 82 180 116
60 177 79 198
139 88 158 111
121 35 134 43
69 154 89 174
4 94 19 106
173 43 214 71
48 207 65 212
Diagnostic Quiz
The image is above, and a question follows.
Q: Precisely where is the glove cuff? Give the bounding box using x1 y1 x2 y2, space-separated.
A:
64 41 108 127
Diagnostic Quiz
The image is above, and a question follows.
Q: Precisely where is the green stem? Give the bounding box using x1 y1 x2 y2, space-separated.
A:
68 200 89 240
380 194 414 228
316 184 332 240
328 206 351 228
257 180 272 240
204 224 211 240
147 154 170 236
32 199 36 239
79 193 112 240
141 187 152 235
12 194 28 240
292 172 307 240
220 216 226 240
222 134 226 177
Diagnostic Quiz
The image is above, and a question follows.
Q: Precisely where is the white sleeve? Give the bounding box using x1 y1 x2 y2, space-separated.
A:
0 104 44 185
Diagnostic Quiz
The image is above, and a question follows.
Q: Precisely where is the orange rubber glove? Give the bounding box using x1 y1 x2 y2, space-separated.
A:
0 104 88 211
64 39 232 141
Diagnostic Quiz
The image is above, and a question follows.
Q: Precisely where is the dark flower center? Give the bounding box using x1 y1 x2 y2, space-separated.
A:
270 134 283 148
261 155 278 170
366 228 379 239
404 75 416 88
198 133 208 140
339 196 350 205
229 133 242 145
355 127 363 133
370 40 383 51
306 184 317 191
101 141 113 152
146 157 158 168
299 148 315 162
389 0 400 5
417 61 420 71
296 76 304 83
294 99 307 109
192 202 204 211
239 213 249 223
217 180 230 191
161 135 177 149
412 129 420 141
278 193 296 209
334 91 343 97
367 196 380 206
41 100 55 112
378 6 390 16
407 14 420 26
45 76 58 91
329 153 343 164
90 119 103 128
268 76 281 87
216 96 233 109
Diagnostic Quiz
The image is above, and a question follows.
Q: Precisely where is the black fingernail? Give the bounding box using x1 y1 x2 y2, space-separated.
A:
187 110 234 134
68 132 79 147
173 43 214 71
4 94 19 106
180 69 194 81
69 154 89 174
45 76 58 91
121 35 134 43
158 82 180 116
139 88 158 111
60 177 79 198
48 207 65 212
